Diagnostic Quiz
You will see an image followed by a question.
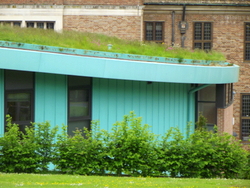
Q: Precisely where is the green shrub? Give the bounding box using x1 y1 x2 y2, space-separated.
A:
106 112 158 176
33 121 58 171
0 115 40 173
54 122 108 175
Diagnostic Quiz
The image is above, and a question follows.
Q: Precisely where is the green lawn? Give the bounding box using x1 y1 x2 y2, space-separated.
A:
0 173 249 188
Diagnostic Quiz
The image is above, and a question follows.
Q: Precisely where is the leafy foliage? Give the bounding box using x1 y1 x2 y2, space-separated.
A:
0 112 249 179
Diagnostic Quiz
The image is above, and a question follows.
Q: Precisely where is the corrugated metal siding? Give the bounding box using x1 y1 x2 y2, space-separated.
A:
35 73 67 128
92 78 193 135
0 70 4 136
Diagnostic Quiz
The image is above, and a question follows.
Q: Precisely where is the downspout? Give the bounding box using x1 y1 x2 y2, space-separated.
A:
181 5 186 48
171 11 175 46
187 84 211 137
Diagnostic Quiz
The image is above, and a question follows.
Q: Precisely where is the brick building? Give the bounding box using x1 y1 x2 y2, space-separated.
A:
0 0 249 143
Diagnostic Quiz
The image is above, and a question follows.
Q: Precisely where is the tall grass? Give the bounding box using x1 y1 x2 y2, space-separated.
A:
0 26 226 61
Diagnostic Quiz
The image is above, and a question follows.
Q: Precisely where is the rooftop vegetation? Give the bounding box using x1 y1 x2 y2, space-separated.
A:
0 26 226 61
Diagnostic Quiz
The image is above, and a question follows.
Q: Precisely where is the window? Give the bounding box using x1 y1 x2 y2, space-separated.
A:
26 21 55 30
194 22 212 50
196 84 234 131
5 70 34 132
0 21 21 27
145 22 164 42
241 94 250 141
68 76 92 136
197 85 216 131
244 23 250 61
216 83 234 108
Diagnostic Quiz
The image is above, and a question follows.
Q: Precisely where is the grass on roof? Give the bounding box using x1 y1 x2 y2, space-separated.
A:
0 26 226 61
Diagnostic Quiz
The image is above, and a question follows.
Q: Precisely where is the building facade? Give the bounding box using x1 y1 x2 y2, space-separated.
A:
0 0 249 144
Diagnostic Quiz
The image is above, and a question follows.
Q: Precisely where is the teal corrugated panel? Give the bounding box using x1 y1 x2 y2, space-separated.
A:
35 73 67 128
98 79 110 130
108 79 117 126
93 78 194 136
116 80 125 120
0 70 4 136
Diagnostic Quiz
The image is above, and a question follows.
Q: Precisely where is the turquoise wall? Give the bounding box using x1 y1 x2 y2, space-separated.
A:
0 70 4 136
92 78 193 135
35 73 67 128
0 70 195 137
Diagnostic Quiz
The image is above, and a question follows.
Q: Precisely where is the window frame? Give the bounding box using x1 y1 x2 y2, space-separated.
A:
67 76 92 136
0 21 21 27
244 22 250 62
144 21 164 43
4 70 34 132
193 22 213 50
240 93 250 142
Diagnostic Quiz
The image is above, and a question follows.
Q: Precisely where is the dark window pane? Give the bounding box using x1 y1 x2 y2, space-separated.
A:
246 23 250 41
7 93 31 121
198 103 216 124
69 89 89 117
242 119 250 141
68 120 90 137
242 95 250 117
5 70 33 90
68 76 91 87
194 23 202 40
194 43 202 49
204 23 211 40
27 22 34 28
146 22 153 41
47 22 54 29
246 43 250 60
3 22 11 26
204 43 211 50
13 22 21 27
198 85 216 101
37 22 44 29
155 22 163 41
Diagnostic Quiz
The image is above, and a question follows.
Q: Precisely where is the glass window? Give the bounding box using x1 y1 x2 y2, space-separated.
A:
47 22 54 29
197 85 216 129
37 22 44 29
241 94 250 141
194 22 212 50
68 76 91 136
26 22 34 28
145 22 164 42
5 70 34 132
245 23 250 61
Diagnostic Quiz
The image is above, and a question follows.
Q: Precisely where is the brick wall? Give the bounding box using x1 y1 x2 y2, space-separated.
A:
144 0 250 4
144 12 250 140
0 0 63 4
64 15 142 41
217 104 234 134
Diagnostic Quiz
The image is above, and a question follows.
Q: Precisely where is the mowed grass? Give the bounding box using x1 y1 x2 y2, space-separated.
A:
0 173 249 188
0 26 226 61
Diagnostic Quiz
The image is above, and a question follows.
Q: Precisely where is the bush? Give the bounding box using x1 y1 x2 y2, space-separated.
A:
0 112 249 178
54 122 108 175
106 112 158 176
0 115 40 173
0 116 59 173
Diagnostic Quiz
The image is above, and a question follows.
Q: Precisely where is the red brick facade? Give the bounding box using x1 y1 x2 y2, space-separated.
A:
63 15 142 40
144 0 250 4
217 104 234 134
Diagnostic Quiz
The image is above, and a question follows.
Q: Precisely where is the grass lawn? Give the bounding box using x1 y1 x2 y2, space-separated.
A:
0 26 226 61
0 173 249 188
